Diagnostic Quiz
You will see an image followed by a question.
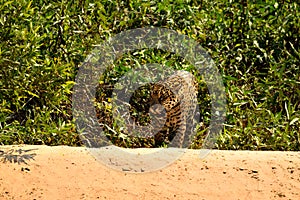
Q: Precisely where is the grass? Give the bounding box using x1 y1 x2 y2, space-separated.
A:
0 0 299 150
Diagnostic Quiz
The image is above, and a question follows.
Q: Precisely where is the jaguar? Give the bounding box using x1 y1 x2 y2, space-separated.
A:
147 70 199 148
84 70 199 148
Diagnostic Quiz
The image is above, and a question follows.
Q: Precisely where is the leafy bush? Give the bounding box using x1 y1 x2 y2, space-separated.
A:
0 0 299 150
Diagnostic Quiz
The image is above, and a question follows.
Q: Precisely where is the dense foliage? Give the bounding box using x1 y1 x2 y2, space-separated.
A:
0 0 299 150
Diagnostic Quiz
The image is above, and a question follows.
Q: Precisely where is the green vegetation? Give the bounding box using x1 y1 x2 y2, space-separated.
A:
0 0 299 150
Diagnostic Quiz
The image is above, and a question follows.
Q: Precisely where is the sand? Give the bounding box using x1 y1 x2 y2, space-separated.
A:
0 145 299 200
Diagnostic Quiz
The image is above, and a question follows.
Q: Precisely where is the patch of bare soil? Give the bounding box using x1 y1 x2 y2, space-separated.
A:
0 145 299 200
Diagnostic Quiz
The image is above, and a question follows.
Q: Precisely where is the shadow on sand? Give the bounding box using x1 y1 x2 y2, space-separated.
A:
0 148 37 165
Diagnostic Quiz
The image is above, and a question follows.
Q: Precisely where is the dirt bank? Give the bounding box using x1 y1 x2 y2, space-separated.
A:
0 145 299 199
